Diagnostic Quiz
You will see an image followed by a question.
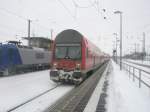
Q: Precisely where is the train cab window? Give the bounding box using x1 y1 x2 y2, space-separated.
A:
68 46 81 59
55 47 67 59
55 46 81 60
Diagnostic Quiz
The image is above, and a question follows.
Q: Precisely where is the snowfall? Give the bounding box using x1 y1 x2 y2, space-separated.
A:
0 61 150 112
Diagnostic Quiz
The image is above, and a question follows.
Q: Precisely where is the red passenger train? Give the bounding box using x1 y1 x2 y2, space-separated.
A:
50 29 109 84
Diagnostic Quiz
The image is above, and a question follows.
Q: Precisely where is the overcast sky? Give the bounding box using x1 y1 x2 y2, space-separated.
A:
0 0 150 55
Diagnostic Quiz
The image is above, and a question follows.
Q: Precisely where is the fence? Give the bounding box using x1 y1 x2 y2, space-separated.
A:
122 62 150 89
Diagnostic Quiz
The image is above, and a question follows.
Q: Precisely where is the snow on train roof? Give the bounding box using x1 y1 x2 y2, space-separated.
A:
55 29 83 44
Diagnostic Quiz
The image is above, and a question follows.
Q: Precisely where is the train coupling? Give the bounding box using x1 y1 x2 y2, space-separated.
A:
50 69 83 84
59 70 73 82
72 71 83 85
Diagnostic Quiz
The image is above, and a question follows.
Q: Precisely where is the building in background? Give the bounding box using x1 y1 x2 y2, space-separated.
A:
23 37 53 50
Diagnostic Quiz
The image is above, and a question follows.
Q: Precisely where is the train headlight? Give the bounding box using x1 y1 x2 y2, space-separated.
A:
53 63 57 69
76 63 81 70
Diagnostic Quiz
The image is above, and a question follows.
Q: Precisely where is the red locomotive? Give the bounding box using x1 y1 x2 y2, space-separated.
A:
50 29 109 84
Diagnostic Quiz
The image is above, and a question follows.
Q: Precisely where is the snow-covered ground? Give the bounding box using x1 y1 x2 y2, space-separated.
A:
123 60 150 72
107 61 150 112
0 70 73 112
1 63 150 112
122 60 150 86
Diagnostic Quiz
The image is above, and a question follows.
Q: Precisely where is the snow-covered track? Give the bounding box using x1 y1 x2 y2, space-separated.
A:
124 60 150 68
44 62 109 112
7 84 61 112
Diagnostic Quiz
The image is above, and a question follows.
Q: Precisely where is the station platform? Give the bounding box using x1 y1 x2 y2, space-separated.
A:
84 60 150 112
45 61 150 112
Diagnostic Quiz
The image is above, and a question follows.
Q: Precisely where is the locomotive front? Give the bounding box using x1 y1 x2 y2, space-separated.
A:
50 29 85 84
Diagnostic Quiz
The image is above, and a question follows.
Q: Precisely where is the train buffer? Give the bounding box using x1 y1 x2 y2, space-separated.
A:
45 60 150 112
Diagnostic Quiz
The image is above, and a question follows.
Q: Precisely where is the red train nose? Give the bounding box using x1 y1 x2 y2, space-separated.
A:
57 60 76 71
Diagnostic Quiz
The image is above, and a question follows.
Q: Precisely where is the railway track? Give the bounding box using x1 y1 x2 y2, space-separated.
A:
7 84 61 112
45 61 109 112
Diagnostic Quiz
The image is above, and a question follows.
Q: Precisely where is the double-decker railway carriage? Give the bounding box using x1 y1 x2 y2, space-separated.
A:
50 29 108 84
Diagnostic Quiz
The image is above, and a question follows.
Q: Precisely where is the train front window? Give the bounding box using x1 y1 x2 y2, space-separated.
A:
55 46 81 60
68 46 81 59
55 47 67 59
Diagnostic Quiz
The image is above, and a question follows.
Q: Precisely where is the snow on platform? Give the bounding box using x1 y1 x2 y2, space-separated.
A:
0 70 73 112
107 61 150 112
83 61 110 112
123 60 150 72
123 60 150 86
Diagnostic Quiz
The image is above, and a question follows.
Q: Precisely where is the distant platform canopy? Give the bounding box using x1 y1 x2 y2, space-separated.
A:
23 37 53 50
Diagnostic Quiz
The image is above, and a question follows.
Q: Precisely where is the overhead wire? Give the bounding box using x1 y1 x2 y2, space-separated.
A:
0 7 27 21
87 0 106 19
0 11 27 37
0 26 26 39
72 0 96 8
71 0 106 20
0 7 54 31
72 0 96 19
0 22 26 33
32 21 50 31
31 22 51 37
0 7 53 37
57 0 76 20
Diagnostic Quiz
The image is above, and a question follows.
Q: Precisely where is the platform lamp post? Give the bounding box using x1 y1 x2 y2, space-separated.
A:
114 11 123 70
113 33 118 63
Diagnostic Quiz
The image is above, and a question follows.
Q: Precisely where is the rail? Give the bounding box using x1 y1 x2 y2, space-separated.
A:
45 62 109 112
7 84 60 112
122 62 150 89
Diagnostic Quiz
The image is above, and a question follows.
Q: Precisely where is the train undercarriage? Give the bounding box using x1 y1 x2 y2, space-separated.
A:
50 69 84 85
0 64 50 76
